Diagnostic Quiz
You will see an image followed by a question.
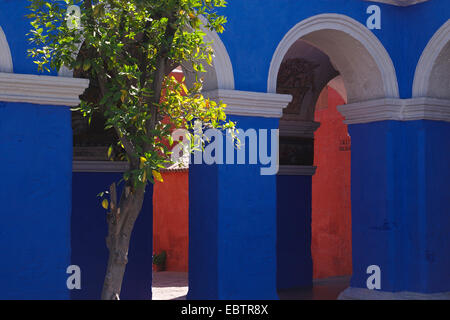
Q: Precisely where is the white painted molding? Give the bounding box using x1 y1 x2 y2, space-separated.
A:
338 98 403 124
278 165 317 176
267 14 399 101
0 73 89 106
73 161 129 172
413 20 450 98
205 89 292 118
0 26 13 73
339 287 450 300
279 120 321 138
338 98 450 124
402 98 450 122
363 0 430 6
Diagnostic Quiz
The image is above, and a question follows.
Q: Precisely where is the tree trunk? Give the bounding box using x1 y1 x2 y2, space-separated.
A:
101 181 146 300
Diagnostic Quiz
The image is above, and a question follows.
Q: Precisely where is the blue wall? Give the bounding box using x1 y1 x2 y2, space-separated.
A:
349 120 450 293
420 121 450 292
399 120 450 293
276 175 313 290
0 102 72 299
189 115 279 300
71 172 153 300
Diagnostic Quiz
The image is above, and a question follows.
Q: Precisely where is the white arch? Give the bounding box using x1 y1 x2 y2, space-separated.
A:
267 14 399 103
0 26 13 73
60 20 234 91
412 20 450 98
201 17 235 90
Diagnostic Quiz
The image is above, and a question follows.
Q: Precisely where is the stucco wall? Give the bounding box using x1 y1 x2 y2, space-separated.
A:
153 170 189 272
312 86 352 279
0 102 72 299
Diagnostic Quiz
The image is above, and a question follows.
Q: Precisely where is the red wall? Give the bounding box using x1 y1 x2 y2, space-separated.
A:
311 86 352 279
153 170 189 272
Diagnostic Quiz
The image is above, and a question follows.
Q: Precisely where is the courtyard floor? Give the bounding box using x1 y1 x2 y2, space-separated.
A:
152 272 351 300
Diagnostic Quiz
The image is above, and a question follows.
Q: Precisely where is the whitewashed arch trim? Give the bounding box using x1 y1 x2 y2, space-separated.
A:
412 20 450 98
202 18 235 90
0 26 13 73
267 14 399 100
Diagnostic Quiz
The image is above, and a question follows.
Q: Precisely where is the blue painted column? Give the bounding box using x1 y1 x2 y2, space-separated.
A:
349 120 405 293
340 98 450 297
0 74 88 299
398 120 450 293
188 90 291 300
0 101 74 299
349 120 450 294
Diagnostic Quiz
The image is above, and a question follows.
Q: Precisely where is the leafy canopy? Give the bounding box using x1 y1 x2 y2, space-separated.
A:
27 0 236 187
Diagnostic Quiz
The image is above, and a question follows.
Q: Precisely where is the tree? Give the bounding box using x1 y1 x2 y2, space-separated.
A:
27 0 235 300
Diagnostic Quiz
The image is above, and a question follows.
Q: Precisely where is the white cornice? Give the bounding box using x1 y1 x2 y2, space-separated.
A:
279 120 321 138
278 165 317 176
0 73 89 106
338 98 403 124
338 98 450 124
363 0 429 6
205 89 292 118
73 161 129 172
402 98 450 122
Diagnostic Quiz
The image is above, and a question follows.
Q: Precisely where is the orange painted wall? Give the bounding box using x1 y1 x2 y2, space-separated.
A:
153 170 189 272
311 86 352 279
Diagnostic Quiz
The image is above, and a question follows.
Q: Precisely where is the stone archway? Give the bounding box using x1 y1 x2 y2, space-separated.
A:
268 13 399 102
269 13 402 297
413 20 450 99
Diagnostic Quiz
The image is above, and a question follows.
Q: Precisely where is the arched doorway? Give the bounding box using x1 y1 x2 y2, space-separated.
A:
270 14 399 299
